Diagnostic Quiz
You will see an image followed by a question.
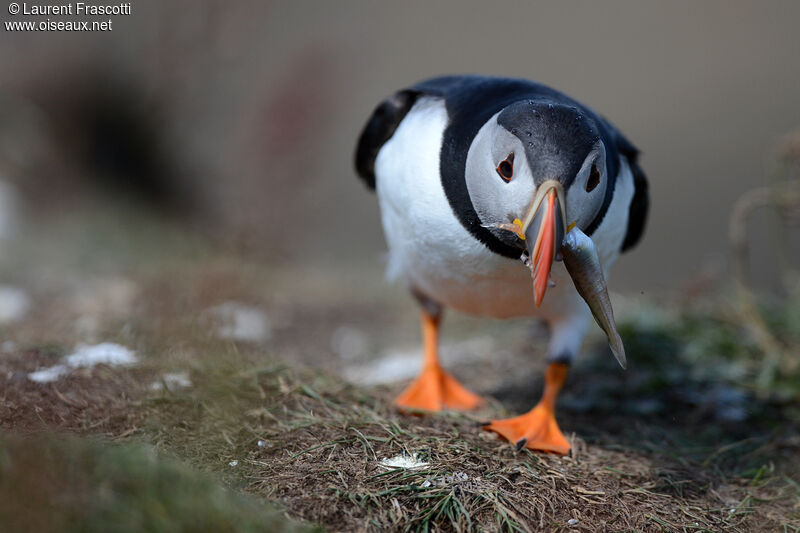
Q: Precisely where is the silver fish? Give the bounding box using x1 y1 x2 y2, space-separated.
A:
561 227 627 369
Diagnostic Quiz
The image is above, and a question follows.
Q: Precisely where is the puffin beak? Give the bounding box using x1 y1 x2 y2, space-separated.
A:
519 180 566 307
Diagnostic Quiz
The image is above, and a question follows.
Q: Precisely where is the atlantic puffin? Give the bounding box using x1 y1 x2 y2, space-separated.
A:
355 75 649 454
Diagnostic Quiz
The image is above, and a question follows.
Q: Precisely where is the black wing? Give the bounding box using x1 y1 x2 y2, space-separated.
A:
354 89 421 189
353 76 534 190
615 133 649 252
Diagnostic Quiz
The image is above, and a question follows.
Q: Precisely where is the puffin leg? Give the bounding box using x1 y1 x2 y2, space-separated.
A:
482 363 571 454
394 310 485 411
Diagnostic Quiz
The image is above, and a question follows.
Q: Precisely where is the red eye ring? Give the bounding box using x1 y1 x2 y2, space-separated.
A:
586 164 601 192
496 153 514 182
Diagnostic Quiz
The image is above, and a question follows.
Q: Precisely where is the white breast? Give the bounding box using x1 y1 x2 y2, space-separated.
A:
374 97 634 321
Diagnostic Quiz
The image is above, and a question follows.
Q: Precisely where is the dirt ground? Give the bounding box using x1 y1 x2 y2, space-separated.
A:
1 202 799 532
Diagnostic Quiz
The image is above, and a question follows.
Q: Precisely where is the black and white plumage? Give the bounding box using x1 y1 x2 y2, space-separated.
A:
355 75 649 453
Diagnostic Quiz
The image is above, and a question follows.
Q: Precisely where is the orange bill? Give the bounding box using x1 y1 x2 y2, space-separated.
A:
522 181 565 307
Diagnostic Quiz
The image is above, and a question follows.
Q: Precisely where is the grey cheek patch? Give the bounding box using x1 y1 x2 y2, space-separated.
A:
465 118 535 250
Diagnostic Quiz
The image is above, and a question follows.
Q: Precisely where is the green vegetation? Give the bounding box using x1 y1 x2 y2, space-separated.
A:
0 433 312 533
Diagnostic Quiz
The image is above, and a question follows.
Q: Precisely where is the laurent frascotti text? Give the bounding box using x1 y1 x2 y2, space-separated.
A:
21 3 131 15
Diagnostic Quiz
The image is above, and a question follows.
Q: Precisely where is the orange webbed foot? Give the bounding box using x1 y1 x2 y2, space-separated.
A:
394 365 485 412
482 403 571 455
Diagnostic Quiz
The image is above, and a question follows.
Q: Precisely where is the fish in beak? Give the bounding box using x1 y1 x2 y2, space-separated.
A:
561 226 627 369
518 180 567 307
485 182 627 369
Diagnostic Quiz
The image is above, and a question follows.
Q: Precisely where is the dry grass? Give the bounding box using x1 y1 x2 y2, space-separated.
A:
1 200 799 532
131 360 799 532
0 347 146 435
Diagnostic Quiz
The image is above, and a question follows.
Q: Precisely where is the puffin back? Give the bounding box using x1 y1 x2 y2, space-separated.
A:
354 89 421 189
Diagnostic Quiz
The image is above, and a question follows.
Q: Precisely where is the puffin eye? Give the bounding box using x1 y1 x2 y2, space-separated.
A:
496 153 514 182
586 164 601 192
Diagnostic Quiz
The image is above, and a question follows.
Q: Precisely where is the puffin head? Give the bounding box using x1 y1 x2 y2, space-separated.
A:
465 99 610 306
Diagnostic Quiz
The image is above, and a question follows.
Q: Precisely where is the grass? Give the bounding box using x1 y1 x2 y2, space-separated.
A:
1 198 799 531
131 355 798 531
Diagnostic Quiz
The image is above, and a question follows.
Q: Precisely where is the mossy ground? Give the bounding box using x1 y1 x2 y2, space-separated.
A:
0 433 311 533
1 200 798 532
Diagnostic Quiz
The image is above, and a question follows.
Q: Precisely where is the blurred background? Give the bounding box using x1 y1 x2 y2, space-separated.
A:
2 4 799 530
1 0 798 294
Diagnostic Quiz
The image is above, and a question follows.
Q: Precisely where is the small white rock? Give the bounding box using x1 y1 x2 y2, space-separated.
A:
208 302 271 343
65 343 137 368
345 336 495 385
257 440 266 447
0 286 30 324
27 342 137 383
150 371 192 391
568 518 579 526
379 453 429 470
28 364 70 383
